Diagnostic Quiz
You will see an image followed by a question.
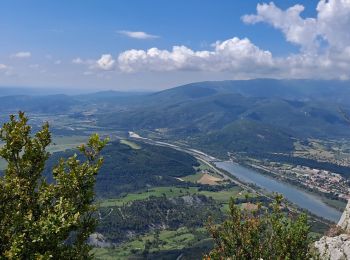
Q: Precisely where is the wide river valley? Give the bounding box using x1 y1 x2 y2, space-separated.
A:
215 161 342 222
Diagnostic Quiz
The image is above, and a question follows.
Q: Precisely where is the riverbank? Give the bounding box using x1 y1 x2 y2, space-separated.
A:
128 133 343 222
234 160 348 212
215 161 342 222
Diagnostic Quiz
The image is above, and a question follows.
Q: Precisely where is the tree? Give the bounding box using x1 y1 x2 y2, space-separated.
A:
205 195 311 259
0 112 108 259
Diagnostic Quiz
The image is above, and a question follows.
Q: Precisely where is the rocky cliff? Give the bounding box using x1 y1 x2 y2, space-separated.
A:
338 201 350 233
314 200 350 259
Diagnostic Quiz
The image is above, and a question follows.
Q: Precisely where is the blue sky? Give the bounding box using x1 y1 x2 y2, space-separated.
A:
0 0 349 90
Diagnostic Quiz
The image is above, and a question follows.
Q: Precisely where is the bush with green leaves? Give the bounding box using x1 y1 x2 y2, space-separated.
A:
206 195 311 259
0 112 108 259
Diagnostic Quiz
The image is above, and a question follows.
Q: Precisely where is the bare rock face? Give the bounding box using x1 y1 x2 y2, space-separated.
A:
87 233 112 248
314 234 350 259
338 201 350 233
314 200 350 260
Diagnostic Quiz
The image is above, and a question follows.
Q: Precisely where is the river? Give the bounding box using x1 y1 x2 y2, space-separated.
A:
215 161 342 222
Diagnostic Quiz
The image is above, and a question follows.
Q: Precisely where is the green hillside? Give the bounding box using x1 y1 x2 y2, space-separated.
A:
95 80 350 157
44 140 200 198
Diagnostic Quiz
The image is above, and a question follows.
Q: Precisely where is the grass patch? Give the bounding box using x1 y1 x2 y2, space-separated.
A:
98 187 198 207
47 135 88 153
200 187 254 213
120 139 141 150
92 227 206 259
182 172 204 182
198 186 245 202
195 161 212 172
194 160 224 179
98 186 248 208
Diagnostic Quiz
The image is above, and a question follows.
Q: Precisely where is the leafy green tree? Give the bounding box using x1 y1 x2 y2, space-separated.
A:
0 112 108 259
206 195 311 259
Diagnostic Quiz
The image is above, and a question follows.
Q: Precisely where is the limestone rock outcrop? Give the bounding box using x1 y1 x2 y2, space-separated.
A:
338 201 350 233
314 234 350 259
314 200 350 260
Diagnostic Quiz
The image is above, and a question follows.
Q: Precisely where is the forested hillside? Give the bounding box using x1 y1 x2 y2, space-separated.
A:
44 140 199 198
3 79 350 163
95 80 350 158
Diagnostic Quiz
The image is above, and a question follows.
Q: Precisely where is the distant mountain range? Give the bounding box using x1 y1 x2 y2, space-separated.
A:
96 80 350 154
1 79 350 156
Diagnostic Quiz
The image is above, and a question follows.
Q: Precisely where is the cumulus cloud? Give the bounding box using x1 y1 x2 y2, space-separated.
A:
70 1 350 80
239 0 350 79
117 30 159 39
72 55 115 71
316 0 350 50
12 51 31 58
242 3 318 51
118 37 273 73
242 0 350 53
96 54 115 70
116 0 350 79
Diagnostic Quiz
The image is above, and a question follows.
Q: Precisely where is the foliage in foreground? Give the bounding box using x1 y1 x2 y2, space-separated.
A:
206 195 312 259
0 112 108 259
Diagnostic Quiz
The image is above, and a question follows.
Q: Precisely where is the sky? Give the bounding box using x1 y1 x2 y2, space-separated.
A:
1 0 350 91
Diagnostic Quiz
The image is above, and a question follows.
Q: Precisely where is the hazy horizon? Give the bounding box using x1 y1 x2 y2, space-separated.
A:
2 77 350 96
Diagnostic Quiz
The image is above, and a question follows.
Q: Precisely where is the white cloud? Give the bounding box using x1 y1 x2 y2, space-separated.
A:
12 51 31 58
242 3 318 51
54 60 62 65
118 37 273 73
238 0 350 79
0 64 15 76
0 64 8 70
117 30 159 39
67 1 350 81
72 55 115 71
117 29 350 79
96 54 115 70
72 57 84 64
316 0 350 50
242 0 350 53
